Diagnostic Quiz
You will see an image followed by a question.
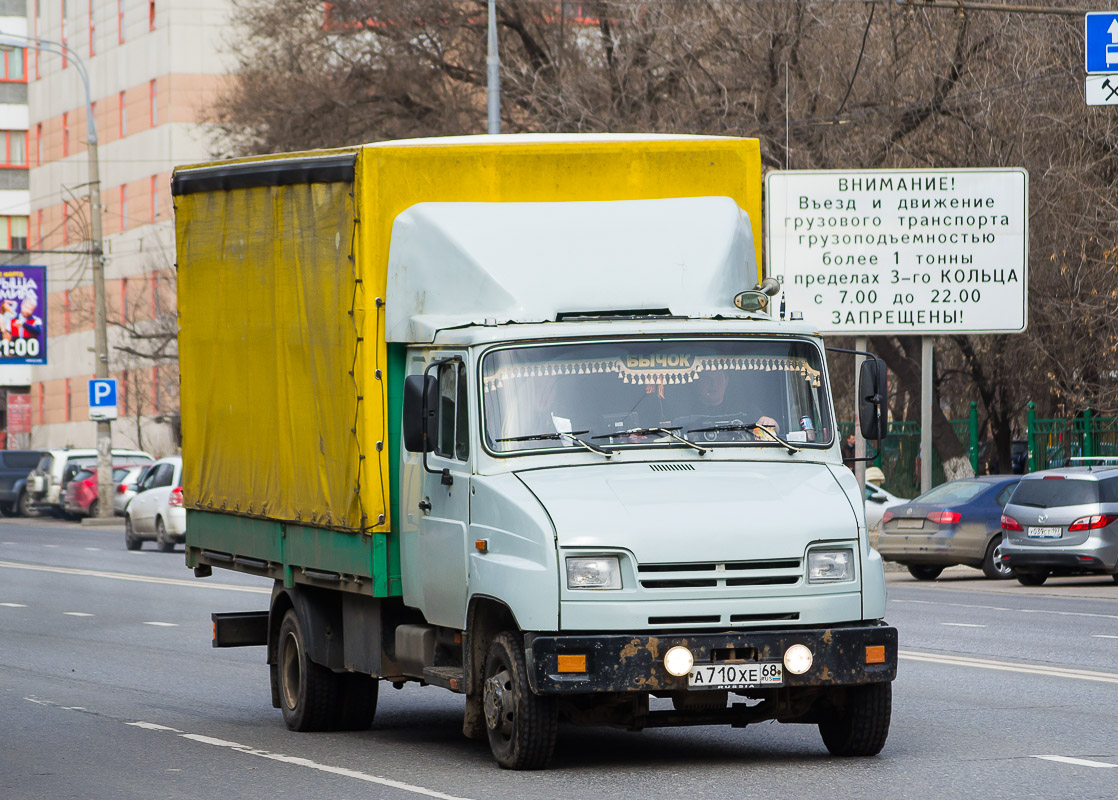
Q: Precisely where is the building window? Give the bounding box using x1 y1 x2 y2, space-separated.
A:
37 383 44 425
34 1 41 79
61 0 69 68
62 112 70 157
118 91 126 137
89 1 96 56
64 289 72 333
120 276 128 323
150 176 158 221
121 371 129 416
149 79 157 126
34 124 41 167
65 378 72 423
118 0 125 44
8 217 27 251
36 209 42 250
0 132 27 166
63 204 69 245
149 0 156 31
120 184 128 232
0 47 25 82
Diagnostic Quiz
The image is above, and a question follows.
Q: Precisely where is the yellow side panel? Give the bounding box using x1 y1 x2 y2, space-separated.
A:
176 182 371 531
355 137 763 530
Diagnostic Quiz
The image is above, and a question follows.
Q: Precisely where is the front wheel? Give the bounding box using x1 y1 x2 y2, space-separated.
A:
907 564 944 581
155 518 174 552
981 535 1014 579
1016 570 1049 587
483 631 558 770
819 682 892 757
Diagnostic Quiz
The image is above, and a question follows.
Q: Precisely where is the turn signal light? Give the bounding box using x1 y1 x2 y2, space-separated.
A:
1068 514 1117 532
557 654 587 673
865 645 886 665
1001 514 1023 531
926 511 961 524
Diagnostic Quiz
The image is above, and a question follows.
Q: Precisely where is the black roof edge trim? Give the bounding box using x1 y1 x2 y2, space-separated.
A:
171 153 357 196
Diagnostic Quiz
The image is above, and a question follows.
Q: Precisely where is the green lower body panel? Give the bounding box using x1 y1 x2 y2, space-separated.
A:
186 509 402 597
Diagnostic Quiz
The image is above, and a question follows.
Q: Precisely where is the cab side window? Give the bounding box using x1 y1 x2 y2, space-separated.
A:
435 360 469 462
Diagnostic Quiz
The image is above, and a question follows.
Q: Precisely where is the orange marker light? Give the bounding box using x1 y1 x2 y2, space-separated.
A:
557 654 587 673
475 539 488 553
865 645 886 665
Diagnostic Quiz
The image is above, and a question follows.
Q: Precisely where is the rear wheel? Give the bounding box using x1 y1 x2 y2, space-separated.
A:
483 631 558 770
332 673 379 731
907 564 944 581
981 535 1014 579
819 682 892 757
88 500 100 519
17 491 37 518
155 518 174 552
124 516 142 550
277 609 340 732
1016 570 1049 586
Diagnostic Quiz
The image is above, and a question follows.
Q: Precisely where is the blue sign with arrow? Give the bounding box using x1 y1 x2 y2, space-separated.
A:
1085 12 1118 73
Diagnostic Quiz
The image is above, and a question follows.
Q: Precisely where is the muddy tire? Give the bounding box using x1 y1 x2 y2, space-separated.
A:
819 682 892 757
156 517 174 552
277 609 340 732
17 491 38 518
483 631 558 770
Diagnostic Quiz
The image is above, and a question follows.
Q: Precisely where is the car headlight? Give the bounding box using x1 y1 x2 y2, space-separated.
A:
566 556 622 590
807 549 855 583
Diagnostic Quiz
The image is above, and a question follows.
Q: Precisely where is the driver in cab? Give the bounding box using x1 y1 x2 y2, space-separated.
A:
694 369 780 441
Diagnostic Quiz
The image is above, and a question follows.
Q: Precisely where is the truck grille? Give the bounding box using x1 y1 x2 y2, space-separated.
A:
637 559 802 589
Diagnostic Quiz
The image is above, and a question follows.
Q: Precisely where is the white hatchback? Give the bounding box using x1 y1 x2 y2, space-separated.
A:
124 456 185 552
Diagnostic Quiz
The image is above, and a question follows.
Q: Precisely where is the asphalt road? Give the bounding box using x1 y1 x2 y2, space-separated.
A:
1 517 1115 799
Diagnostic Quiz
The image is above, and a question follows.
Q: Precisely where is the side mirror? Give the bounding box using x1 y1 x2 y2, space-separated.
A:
858 358 888 441
403 374 438 453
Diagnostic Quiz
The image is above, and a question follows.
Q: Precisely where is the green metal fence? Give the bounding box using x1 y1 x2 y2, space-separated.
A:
841 403 1118 499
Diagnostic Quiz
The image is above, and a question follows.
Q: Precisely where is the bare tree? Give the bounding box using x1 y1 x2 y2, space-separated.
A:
209 0 1118 478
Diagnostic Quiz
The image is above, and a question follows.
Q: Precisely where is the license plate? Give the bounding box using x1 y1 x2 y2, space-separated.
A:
896 518 924 529
687 662 783 689
1027 526 1062 539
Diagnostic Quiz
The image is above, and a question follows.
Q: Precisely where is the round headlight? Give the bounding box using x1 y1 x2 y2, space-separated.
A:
663 646 695 677
784 644 814 675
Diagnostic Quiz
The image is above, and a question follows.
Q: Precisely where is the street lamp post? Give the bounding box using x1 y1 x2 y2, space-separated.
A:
0 33 113 518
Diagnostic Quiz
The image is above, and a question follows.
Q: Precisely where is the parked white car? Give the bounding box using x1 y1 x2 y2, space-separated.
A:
124 456 185 551
865 481 905 535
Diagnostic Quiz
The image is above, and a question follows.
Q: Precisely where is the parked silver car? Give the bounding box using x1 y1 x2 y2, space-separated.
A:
1000 466 1118 586
113 464 151 516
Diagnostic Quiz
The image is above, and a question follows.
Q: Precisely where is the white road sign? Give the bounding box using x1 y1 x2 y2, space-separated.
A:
765 169 1029 335
1086 74 1118 105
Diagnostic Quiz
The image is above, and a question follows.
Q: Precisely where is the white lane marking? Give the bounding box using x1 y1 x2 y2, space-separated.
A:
0 560 269 594
63 612 94 617
84 547 101 551
127 721 183 733
179 734 473 799
893 597 1118 621
941 623 986 628
43 544 59 548
143 622 179 627
900 649 1118 684
0 602 27 607
33 698 473 799
1092 634 1118 639
1033 755 1118 769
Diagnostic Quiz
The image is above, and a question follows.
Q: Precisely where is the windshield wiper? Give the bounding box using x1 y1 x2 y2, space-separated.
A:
686 422 804 455
497 430 615 458
591 426 707 455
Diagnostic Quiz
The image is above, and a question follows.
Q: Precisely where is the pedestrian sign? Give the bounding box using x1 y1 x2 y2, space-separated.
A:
89 378 118 421
1085 12 1118 74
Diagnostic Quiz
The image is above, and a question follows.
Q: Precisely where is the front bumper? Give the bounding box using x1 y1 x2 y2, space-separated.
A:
525 623 897 694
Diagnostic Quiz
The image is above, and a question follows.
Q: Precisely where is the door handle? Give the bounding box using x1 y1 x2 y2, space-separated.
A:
418 500 432 513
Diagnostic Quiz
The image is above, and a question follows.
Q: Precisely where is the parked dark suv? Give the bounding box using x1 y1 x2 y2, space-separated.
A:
1000 466 1118 586
0 450 45 516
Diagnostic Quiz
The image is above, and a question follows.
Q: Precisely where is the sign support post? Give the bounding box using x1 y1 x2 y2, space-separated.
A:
920 337 933 494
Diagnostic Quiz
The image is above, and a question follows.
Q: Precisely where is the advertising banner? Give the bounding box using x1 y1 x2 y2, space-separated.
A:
7 393 30 434
765 169 1028 335
0 266 47 365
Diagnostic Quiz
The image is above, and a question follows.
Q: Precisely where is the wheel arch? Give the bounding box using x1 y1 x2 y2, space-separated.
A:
464 594 521 696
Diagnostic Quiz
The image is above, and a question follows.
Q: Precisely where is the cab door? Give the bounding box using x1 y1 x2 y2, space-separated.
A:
405 354 472 629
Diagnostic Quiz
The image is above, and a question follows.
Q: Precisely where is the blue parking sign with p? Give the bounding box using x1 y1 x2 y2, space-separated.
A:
89 379 118 421
1085 12 1118 73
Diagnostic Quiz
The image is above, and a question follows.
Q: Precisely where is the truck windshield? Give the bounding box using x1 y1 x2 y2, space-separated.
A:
482 338 833 454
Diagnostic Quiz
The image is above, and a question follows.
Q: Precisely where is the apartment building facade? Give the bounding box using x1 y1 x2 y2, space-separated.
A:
25 0 230 455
